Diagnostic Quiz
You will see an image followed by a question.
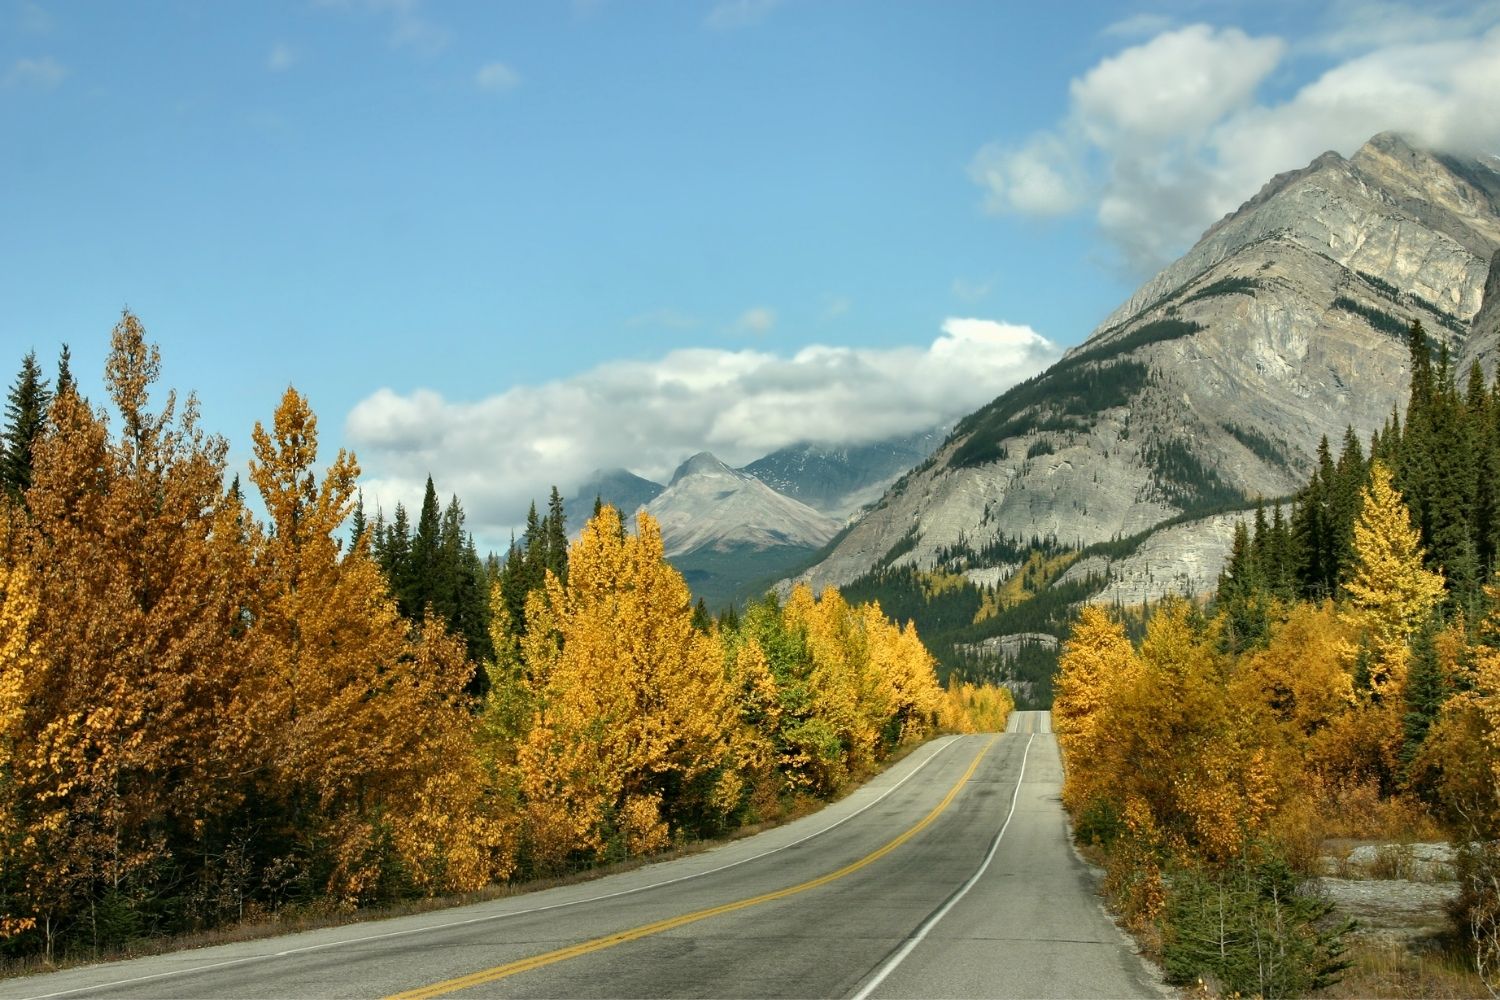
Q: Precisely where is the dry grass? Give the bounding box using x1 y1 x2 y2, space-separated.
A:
1316 936 1489 999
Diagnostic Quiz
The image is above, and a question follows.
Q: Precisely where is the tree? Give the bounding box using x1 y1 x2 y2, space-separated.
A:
243 387 503 901
1 350 52 499
509 505 739 866
1342 461 1446 701
0 313 255 955
1053 605 1141 814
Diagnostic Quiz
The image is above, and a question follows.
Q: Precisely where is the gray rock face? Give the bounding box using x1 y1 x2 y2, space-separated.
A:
646 452 841 558
565 468 664 533
792 133 1500 598
1460 251 1500 380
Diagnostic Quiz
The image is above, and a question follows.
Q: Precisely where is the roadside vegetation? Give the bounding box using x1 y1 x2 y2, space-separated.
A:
1055 322 1500 998
0 313 1009 969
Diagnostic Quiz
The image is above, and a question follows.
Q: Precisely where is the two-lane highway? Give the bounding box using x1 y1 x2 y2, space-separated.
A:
1 712 1163 999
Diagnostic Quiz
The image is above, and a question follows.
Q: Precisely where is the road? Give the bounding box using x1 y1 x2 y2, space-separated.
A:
1 711 1164 999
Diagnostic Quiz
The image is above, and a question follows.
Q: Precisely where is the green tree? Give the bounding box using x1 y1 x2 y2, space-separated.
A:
1 350 52 500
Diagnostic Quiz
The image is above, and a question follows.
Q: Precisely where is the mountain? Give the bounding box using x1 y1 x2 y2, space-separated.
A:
740 429 946 520
793 132 1500 613
564 467 664 534
642 452 842 609
647 452 840 557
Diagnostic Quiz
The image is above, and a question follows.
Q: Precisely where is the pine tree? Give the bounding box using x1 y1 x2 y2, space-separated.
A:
1 350 52 500
545 486 568 584
1402 613 1446 767
348 489 367 553
54 343 73 401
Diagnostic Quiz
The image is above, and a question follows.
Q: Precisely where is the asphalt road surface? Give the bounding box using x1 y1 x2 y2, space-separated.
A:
1 711 1164 999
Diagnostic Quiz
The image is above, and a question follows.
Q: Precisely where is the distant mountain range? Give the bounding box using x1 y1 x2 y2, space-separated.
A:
560 430 946 608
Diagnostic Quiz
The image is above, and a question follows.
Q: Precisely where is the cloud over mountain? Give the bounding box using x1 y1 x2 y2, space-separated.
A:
972 9 1500 274
346 318 1059 547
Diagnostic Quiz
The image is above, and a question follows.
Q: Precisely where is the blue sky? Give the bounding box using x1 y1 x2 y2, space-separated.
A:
4 0 1499 549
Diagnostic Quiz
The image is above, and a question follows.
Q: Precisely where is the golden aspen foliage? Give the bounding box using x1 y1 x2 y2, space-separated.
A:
1053 604 1141 812
940 678 1014 733
1090 600 1278 863
243 386 503 901
0 314 257 952
1230 602 1354 747
511 505 738 865
722 635 784 813
0 559 39 939
782 584 877 780
1342 460 1445 700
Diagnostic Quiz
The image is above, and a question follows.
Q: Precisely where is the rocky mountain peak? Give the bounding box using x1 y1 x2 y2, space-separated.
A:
790 132 1500 600
670 451 735 486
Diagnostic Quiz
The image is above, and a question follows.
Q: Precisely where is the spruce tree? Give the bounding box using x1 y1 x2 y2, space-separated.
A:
55 343 73 400
348 489 367 553
2 349 53 499
544 485 568 584
1401 613 1446 767
406 476 442 619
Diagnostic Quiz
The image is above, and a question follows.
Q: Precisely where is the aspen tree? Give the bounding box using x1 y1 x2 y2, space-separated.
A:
514 506 738 863
244 387 500 900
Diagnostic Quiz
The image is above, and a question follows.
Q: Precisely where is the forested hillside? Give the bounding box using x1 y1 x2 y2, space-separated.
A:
1052 320 1500 996
0 313 1007 966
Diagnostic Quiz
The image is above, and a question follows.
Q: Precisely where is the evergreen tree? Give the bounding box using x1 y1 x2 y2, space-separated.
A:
1216 520 1267 653
1 350 53 500
407 475 443 621
55 343 73 400
1401 613 1447 767
544 485 568 584
348 489 367 553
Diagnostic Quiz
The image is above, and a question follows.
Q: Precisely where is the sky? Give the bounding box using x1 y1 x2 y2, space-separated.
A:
4 0 1500 552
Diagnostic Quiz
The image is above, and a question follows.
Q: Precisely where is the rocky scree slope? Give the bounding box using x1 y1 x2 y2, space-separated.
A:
793 132 1500 603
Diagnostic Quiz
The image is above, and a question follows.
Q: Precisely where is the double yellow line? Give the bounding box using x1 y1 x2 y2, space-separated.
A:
388 736 998 999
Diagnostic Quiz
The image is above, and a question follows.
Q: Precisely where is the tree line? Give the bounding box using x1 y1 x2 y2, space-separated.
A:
0 312 1007 964
1054 320 1500 996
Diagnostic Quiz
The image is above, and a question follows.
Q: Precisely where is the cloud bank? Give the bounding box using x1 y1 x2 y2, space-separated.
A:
346 318 1060 547
972 8 1500 275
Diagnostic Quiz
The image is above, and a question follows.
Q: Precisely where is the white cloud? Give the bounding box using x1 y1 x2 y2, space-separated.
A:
970 132 1085 216
267 42 296 72
346 320 1060 548
4 55 66 89
475 60 520 93
970 11 1500 275
1068 26 1283 144
705 0 780 30
734 306 777 334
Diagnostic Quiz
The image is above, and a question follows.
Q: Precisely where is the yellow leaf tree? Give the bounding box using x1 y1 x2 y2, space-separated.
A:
1342 460 1445 701
243 386 504 901
1053 604 1141 812
511 505 738 867
0 314 256 954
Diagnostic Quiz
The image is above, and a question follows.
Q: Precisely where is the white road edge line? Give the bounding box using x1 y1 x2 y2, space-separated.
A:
851 731 1036 1000
15 735 967 1000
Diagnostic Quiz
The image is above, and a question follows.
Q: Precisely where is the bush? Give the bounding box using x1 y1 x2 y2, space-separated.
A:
1162 848 1353 999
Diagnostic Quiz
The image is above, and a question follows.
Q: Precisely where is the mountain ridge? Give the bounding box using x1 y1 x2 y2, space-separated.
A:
791 132 1500 605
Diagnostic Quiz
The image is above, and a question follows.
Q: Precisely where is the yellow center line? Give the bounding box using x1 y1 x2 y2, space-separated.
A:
386 735 1000 1000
